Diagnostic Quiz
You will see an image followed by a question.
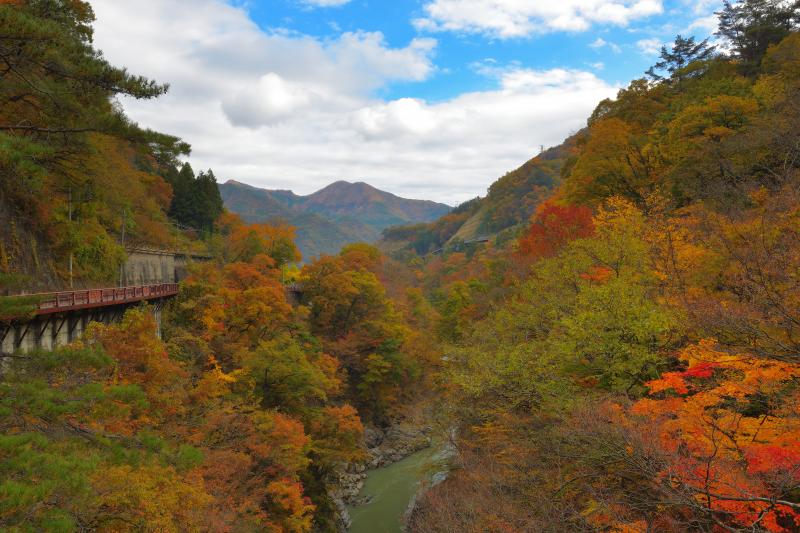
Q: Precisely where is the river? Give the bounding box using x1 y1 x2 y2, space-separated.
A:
347 443 451 533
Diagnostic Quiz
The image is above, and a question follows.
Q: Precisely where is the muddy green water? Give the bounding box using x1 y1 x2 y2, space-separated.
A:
347 445 448 533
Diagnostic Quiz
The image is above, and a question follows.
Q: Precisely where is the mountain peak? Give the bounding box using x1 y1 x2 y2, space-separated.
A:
219 180 451 258
308 181 384 204
315 180 376 192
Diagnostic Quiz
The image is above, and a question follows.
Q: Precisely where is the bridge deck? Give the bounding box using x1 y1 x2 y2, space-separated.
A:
33 283 179 315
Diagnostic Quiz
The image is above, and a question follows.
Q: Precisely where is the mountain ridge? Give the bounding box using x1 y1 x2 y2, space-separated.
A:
224 179 452 207
219 180 452 259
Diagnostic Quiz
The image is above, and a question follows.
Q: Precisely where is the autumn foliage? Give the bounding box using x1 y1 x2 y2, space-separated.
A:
626 340 800 531
4 1 800 532
409 10 800 532
517 200 594 259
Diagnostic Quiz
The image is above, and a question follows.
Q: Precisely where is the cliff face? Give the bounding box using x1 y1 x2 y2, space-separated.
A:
0 194 61 293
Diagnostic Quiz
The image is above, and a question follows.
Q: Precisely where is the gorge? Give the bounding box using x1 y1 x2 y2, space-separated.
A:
2 1 800 532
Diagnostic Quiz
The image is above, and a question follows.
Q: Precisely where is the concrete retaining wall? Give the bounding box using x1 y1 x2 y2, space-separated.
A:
123 249 177 286
122 248 211 286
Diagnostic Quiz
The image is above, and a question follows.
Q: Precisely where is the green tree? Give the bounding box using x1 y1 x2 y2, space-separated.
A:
165 164 224 232
717 0 800 70
250 336 335 414
565 118 661 208
166 163 196 227
646 35 716 83
553 275 676 395
0 0 190 284
194 169 224 231
0 0 175 202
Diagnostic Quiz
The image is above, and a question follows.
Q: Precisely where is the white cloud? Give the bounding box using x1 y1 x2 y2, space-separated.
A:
681 0 719 16
590 37 622 52
637 37 662 55
677 0 721 41
414 0 664 39
223 73 319 127
351 68 615 140
469 57 519 77
91 0 617 204
687 14 719 35
351 98 439 139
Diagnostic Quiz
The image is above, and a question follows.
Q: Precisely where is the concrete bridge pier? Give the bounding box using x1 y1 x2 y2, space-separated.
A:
0 307 125 354
152 301 164 340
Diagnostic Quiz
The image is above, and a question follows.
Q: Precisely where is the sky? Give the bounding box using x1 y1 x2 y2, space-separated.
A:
90 0 724 205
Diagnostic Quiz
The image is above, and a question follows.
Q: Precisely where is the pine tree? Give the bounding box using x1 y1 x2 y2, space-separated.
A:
164 164 224 232
716 0 800 70
194 169 224 231
166 163 196 228
0 1 167 138
645 35 716 83
0 0 187 218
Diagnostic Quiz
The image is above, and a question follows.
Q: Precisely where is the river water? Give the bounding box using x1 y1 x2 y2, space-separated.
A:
347 444 451 533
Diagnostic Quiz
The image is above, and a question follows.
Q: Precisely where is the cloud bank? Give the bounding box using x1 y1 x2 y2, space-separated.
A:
91 0 617 204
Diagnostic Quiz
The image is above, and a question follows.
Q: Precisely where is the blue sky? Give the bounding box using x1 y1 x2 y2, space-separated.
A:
244 0 718 101
91 0 723 204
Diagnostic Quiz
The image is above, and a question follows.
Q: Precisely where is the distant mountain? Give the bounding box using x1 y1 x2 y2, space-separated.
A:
219 180 451 259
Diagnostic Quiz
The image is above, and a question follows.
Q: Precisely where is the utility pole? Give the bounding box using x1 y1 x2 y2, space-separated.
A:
68 188 73 289
119 208 126 287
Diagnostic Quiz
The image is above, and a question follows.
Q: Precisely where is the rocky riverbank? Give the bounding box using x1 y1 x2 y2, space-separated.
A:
327 422 432 530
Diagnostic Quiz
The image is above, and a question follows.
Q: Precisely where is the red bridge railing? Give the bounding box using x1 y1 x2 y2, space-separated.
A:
34 283 179 315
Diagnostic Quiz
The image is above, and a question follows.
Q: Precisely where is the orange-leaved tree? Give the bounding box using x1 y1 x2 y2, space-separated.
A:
628 340 800 531
517 199 594 261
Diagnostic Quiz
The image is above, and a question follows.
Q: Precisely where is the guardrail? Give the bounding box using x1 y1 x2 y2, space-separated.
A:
34 283 179 315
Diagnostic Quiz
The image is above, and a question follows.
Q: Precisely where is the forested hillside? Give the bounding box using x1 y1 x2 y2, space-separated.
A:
0 4 438 532
381 139 573 255
0 0 221 291
1 216 437 531
402 2 800 531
